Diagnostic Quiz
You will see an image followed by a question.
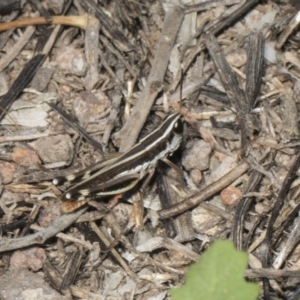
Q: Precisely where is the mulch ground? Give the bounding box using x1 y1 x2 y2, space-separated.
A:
0 1 300 299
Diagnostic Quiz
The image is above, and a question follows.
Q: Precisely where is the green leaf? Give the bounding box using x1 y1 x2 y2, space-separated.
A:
170 240 260 300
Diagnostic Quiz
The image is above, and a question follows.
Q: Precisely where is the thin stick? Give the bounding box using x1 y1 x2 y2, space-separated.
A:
119 6 184 152
245 268 300 279
276 10 300 49
0 15 88 32
0 132 50 143
0 54 46 123
85 15 100 90
0 26 35 72
31 224 93 250
158 160 250 219
0 208 87 252
89 221 138 280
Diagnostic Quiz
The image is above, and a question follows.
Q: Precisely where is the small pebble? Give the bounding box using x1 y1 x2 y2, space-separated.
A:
226 48 247 68
0 268 64 300
0 162 16 184
30 67 54 92
12 147 41 167
190 168 202 186
30 134 74 164
220 186 242 206
10 247 46 271
182 139 212 171
56 46 87 76
37 202 62 228
73 90 111 126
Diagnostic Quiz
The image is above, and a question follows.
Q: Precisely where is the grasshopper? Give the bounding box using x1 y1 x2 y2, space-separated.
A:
53 113 183 212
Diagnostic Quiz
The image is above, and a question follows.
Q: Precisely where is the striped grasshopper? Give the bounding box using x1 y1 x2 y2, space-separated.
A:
53 113 183 212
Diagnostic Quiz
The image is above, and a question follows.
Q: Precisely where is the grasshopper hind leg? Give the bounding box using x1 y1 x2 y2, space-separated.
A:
61 199 90 213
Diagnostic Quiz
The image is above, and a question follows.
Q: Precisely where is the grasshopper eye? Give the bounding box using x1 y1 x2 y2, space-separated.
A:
173 119 183 135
